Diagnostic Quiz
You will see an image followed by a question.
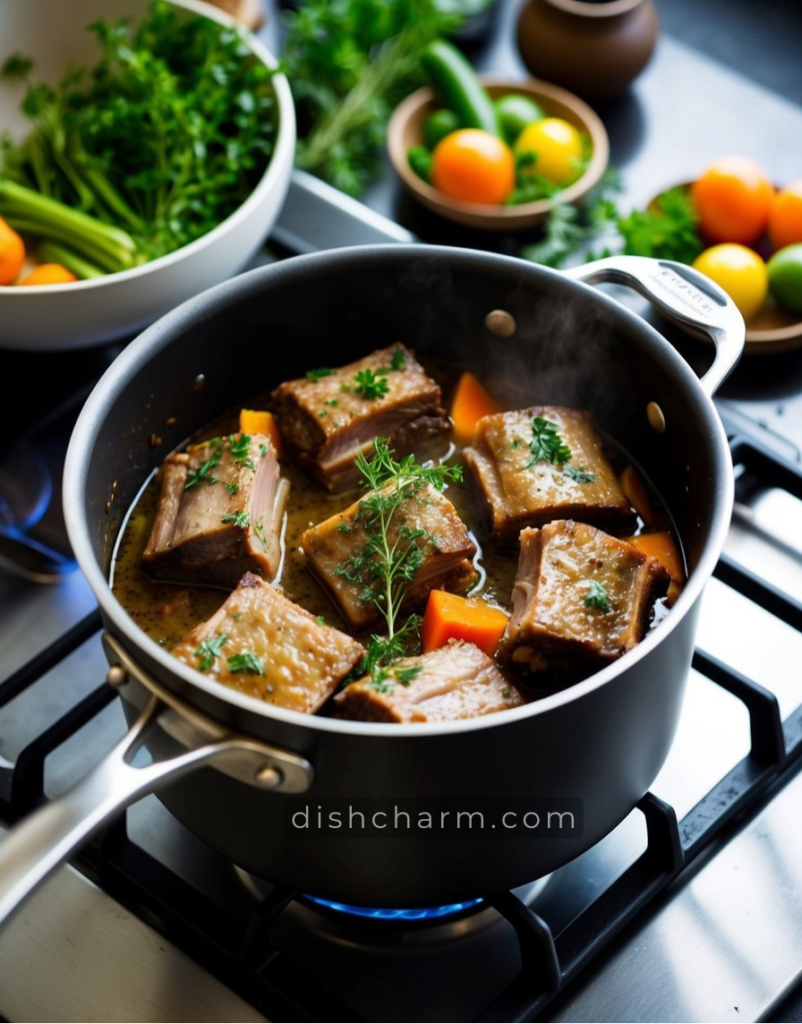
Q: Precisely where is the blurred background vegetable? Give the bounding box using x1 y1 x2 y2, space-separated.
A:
283 0 492 197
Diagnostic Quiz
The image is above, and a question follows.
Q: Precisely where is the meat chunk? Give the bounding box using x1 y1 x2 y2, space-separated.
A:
335 640 524 723
171 573 364 712
464 406 635 542
500 520 670 676
301 481 478 632
271 345 449 491
143 433 288 589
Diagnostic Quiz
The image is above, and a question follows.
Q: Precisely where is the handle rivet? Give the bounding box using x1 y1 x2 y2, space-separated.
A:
647 402 666 434
107 665 127 687
485 309 516 338
255 764 283 789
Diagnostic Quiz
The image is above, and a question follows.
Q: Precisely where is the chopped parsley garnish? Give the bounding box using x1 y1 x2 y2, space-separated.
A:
306 366 333 382
224 481 240 495
315 615 327 625
185 440 223 489
325 398 338 406
389 347 405 371
253 520 269 551
564 465 596 483
228 433 254 469
195 633 228 672
502 686 512 699
317 409 328 417
221 511 250 528
353 367 391 400
337 521 353 533
227 651 265 675
259 443 268 457
525 417 572 469
394 664 421 686
584 580 612 612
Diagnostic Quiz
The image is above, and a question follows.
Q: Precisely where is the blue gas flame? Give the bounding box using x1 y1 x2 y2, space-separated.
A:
303 895 484 921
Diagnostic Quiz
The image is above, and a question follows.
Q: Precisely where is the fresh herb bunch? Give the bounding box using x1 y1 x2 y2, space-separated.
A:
521 171 703 270
283 0 461 196
336 437 462 684
0 1 278 266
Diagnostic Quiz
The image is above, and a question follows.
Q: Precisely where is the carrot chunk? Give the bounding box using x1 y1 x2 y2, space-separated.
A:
422 589 509 655
619 465 654 525
625 531 685 584
450 372 502 443
239 409 283 458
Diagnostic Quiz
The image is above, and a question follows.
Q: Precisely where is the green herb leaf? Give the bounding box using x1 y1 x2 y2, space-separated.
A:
306 366 333 382
525 417 572 469
584 580 612 613
227 651 265 675
221 510 250 528
224 481 240 495
564 465 596 483
393 664 421 686
315 615 327 625
389 346 405 371
228 434 254 469
353 367 391 400
195 633 228 672
185 441 223 489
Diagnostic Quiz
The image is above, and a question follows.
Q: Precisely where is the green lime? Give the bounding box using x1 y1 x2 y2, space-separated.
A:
767 243 802 313
494 93 546 145
423 109 461 150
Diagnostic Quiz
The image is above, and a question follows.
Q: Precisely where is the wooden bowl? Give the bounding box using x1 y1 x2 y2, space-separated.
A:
387 76 609 232
649 182 802 356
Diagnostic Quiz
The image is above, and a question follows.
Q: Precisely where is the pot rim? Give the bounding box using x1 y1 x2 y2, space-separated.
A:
64 243 733 739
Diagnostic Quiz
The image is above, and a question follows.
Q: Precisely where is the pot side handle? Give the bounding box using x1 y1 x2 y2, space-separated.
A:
561 255 745 396
0 634 313 931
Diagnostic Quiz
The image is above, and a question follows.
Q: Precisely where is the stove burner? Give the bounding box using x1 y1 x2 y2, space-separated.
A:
302 894 484 921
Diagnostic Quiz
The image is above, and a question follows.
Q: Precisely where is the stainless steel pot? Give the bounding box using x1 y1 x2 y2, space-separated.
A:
0 247 744 925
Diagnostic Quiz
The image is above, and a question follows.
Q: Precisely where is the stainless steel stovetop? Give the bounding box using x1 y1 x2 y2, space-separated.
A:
2 7 802 1022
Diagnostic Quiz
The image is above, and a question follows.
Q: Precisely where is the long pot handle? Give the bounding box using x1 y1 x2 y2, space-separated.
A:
561 255 746 396
0 634 313 930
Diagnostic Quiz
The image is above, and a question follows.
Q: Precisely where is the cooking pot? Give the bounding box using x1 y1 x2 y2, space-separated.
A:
0 246 744 925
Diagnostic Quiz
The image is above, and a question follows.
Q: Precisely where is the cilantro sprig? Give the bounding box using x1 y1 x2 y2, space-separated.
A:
227 651 265 675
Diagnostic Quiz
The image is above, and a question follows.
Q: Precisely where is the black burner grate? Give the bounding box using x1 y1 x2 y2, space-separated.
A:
1 432 801 1023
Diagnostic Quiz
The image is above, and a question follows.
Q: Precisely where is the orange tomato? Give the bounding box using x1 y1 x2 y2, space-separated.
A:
691 157 774 245
0 217 25 286
769 180 802 251
431 129 515 205
20 263 77 286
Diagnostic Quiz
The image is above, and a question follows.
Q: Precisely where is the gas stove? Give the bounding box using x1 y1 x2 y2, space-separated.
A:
3 4 802 1022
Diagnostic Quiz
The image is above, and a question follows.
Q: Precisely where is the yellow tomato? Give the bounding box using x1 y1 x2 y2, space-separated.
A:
692 244 768 322
514 117 583 185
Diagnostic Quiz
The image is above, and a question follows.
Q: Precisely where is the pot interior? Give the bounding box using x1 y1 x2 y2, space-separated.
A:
78 247 727 591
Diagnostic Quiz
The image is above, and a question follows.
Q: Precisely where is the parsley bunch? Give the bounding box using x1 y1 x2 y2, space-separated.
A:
0 1 278 270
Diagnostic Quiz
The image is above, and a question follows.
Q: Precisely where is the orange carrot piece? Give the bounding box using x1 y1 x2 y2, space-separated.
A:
619 465 654 525
421 589 509 656
20 263 77 286
625 531 685 584
450 372 502 443
239 409 283 458
0 217 25 285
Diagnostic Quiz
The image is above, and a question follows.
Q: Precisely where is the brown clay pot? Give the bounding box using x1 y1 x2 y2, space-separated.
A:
517 0 659 101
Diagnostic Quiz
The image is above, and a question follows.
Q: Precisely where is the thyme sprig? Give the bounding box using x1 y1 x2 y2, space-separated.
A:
336 437 462 685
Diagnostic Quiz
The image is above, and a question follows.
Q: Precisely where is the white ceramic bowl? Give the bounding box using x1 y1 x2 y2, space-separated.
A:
0 0 295 351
